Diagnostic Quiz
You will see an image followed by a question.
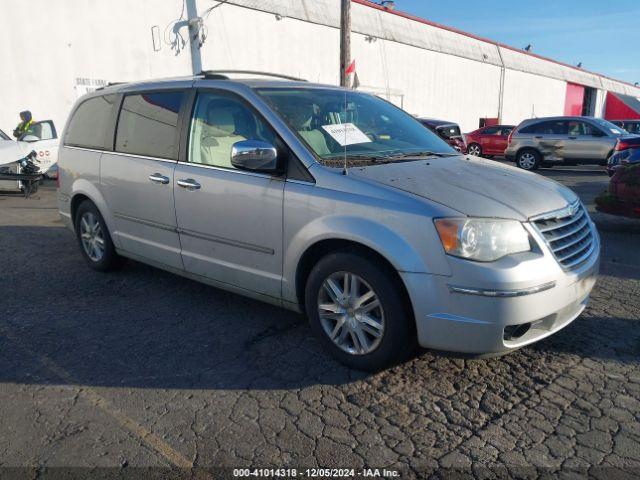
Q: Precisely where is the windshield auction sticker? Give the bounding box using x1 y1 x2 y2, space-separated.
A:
322 123 372 146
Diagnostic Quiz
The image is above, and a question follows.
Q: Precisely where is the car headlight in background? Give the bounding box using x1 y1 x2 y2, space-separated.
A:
435 218 531 262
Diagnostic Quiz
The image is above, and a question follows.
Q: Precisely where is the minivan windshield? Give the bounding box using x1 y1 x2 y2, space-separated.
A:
257 88 457 166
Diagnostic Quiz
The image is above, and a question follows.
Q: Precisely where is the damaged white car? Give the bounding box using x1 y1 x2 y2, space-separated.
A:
0 121 58 191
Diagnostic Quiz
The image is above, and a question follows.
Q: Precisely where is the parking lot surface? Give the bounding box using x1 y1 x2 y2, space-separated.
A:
0 164 638 477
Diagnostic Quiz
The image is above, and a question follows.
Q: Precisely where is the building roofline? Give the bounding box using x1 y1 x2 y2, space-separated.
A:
353 0 638 90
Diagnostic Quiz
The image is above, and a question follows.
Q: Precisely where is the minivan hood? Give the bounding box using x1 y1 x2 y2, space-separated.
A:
350 156 577 220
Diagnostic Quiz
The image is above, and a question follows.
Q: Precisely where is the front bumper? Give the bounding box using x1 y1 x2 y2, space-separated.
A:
401 229 600 354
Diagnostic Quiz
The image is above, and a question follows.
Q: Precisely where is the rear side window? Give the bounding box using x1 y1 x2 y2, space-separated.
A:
568 121 601 136
518 123 536 134
520 121 567 135
65 95 117 149
481 126 500 135
115 91 185 159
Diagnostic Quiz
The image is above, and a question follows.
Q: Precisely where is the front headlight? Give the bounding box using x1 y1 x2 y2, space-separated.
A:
434 218 531 262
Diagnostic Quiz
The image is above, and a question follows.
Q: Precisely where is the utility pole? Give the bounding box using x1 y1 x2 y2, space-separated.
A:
340 0 351 87
186 0 203 75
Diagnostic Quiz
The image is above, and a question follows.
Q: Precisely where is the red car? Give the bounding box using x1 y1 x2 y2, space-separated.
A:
596 163 640 219
464 125 515 158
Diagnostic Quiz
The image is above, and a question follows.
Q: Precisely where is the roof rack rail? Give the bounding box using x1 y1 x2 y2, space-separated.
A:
199 70 308 82
96 82 125 91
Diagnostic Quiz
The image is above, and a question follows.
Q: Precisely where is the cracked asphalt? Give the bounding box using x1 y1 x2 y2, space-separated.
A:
0 165 638 478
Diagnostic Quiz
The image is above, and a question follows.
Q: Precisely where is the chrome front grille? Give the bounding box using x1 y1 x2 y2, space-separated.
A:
532 202 595 270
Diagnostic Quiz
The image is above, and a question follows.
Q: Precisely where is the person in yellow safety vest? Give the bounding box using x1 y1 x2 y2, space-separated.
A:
13 110 35 139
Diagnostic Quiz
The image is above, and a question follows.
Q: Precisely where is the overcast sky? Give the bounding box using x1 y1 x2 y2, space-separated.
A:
392 0 640 84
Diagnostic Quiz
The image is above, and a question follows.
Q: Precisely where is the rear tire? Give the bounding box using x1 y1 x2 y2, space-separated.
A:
304 251 415 371
516 149 541 170
467 143 482 157
74 200 122 271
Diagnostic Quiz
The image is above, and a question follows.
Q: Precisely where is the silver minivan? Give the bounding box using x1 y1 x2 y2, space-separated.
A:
57 73 600 371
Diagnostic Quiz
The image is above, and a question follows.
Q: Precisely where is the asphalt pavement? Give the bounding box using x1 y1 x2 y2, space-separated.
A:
0 164 638 478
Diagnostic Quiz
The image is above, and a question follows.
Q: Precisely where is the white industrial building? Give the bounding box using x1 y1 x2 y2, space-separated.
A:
2 0 640 136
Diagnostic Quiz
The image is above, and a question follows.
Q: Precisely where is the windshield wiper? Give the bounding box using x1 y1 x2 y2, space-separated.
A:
384 151 459 159
322 151 458 168
323 153 384 163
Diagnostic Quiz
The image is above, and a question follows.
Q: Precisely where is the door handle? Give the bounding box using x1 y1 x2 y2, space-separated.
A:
177 178 201 190
568 136 577 140
535 136 543 139
149 173 170 184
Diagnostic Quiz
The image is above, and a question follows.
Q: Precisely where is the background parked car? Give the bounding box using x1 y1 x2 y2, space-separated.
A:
1 122 58 191
0 120 59 178
505 116 629 170
418 118 467 153
465 125 514 158
607 135 640 176
596 163 640 219
610 119 640 135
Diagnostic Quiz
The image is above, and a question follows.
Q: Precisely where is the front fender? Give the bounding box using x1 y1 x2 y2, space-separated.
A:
282 215 448 304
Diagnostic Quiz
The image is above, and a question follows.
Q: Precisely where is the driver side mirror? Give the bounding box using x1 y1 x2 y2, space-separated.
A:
231 140 281 173
20 134 40 143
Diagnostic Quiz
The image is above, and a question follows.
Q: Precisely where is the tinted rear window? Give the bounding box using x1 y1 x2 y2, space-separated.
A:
115 91 185 159
65 95 117 149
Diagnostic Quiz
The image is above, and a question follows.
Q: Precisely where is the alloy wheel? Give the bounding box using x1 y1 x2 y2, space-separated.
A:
468 144 482 156
518 152 536 170
317 271 385 355
80 212 105 262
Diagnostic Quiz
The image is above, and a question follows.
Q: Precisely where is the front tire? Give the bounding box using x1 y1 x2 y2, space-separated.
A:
468 143 482 157
304 251 415 371
74 200 122 271
516 149 541 170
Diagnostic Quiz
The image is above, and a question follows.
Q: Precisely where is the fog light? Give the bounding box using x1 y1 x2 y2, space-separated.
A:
504 323 531 341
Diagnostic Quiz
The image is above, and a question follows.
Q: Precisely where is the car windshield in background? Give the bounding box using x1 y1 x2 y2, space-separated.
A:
593 118 626 135
0 129 10 141
256 88 456 166
625 122 640 134
612 121 640 134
